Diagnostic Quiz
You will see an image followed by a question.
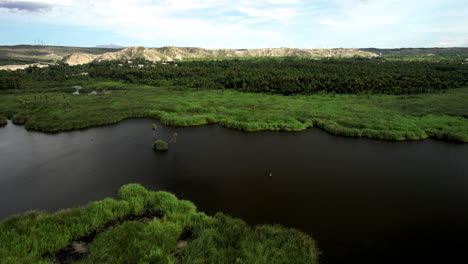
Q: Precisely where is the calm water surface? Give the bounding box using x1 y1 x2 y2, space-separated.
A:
0 119 467 264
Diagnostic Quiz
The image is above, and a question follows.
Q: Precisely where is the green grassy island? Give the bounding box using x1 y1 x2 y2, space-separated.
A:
0 58 467 142
0 184 319 263
153 139 169 151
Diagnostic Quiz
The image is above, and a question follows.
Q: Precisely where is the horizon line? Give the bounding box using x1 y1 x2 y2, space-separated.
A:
1 44 468 50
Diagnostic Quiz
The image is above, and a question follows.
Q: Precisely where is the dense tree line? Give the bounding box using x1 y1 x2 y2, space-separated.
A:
1 58 467 95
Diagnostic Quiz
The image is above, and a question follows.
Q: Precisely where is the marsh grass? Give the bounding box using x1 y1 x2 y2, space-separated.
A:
0 84 467 142
0 184 319 264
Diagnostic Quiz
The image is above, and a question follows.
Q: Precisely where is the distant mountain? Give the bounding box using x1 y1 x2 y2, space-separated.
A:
95 44 125 49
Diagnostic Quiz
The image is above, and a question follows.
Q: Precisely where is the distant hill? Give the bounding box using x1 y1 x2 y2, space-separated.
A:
362 47 468 58
0 45 124 65
1 45 468 66
95 44 125 49
62 46 379 65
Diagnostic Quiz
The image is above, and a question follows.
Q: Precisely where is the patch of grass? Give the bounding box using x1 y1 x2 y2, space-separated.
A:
182 213 318 264
0 184 319 264
81 220 182 264
0 84 467 142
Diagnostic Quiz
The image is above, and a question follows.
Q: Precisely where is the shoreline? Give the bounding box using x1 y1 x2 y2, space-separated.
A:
3 112 467 144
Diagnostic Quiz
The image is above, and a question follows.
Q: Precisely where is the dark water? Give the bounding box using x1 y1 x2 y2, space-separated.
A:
0 119 467 263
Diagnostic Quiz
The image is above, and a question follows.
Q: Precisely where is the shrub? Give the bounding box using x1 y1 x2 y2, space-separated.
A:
119 184 149 201
153 140 169 151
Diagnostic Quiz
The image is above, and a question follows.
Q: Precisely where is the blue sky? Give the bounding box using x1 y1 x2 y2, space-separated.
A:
0 0 467 48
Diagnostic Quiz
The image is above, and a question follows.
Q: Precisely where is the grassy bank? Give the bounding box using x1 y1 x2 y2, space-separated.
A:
0 184 319 263
0 83 467 142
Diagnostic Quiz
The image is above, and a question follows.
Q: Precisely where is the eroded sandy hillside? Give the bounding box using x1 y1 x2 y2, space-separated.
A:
63 46 379 65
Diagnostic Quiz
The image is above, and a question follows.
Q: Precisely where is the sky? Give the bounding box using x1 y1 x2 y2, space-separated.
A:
0 0 467 48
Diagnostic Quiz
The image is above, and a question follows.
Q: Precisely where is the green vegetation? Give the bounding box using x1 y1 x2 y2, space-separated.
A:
0 184 319 263
0 114 6 126
0 82 467 142
0 59 47 65
153 140 169 151
0 58 467 142
2 58 467 95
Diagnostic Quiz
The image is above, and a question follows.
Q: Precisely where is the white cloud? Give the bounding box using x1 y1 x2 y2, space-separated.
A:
429 37 468 47
319 18 344 27
236 6 299 23
25 0 300 47
1 0 467 48
314 0 468 47
318 0 407 31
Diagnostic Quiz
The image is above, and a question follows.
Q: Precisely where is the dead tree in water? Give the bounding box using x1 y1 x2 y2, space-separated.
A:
170 132 178 143
152 124 158 139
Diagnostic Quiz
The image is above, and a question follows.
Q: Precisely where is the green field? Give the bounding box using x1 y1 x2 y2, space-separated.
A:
0 82 467 142
0 184 319 263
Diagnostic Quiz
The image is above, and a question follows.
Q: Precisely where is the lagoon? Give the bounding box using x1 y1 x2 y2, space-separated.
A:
0 119 467 263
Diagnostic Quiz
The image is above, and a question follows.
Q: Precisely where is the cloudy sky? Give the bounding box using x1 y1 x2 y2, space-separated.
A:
0 0 467 48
